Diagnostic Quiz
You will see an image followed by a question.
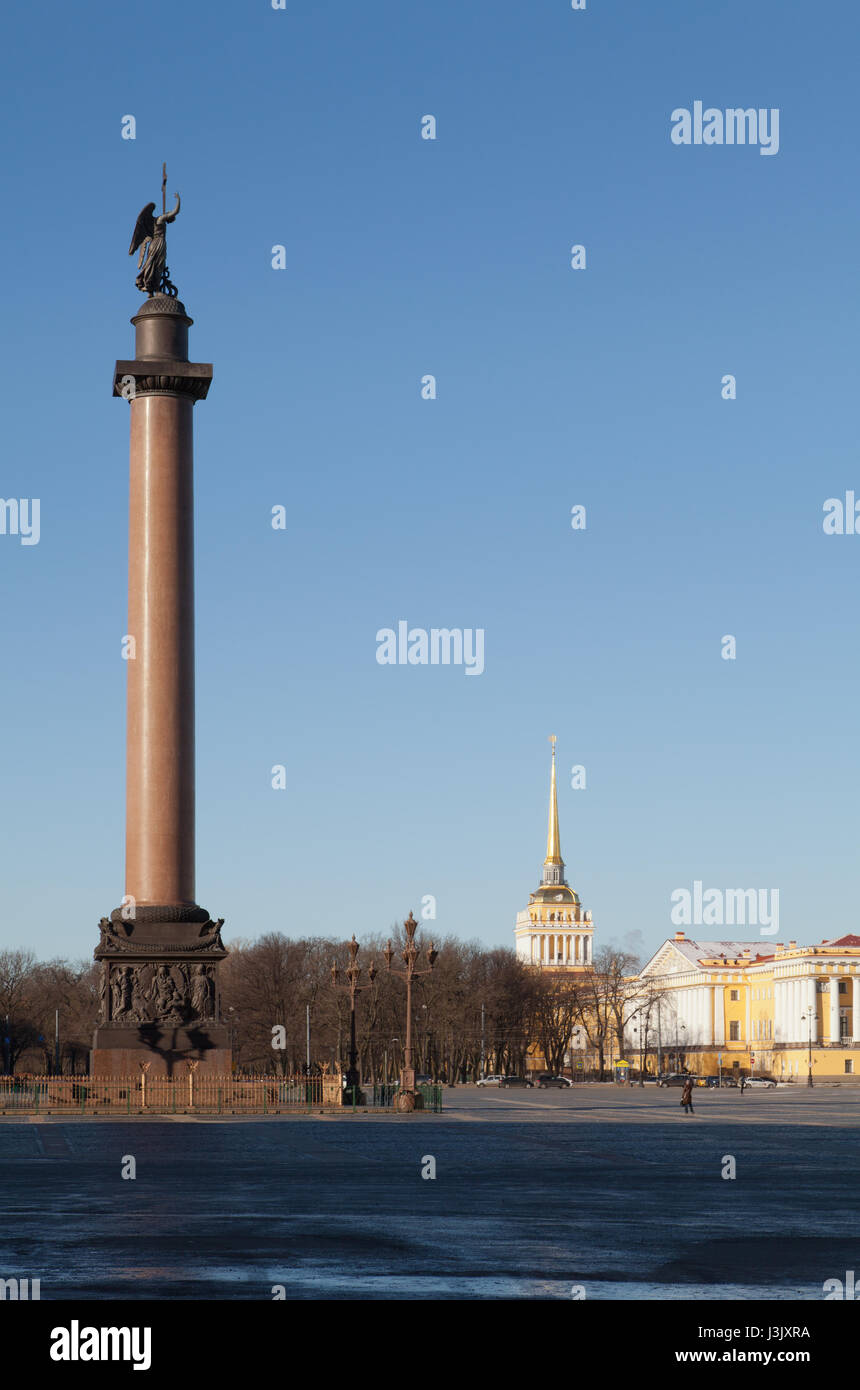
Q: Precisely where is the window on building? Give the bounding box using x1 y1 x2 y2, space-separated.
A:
730 990 739 1001
839 981 847 994
845 1059 854 1075
729 1021 740 1041
840 1016 850 1039
732 1060 740 1069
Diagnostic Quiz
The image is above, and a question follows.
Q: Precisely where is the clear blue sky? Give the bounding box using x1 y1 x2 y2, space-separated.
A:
1 0 857 965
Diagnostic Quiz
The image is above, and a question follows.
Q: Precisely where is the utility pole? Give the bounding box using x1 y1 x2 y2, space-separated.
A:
480 1002 485 1080
306 1004 310 1074
656 1000 663 1076
55 1009 60 1074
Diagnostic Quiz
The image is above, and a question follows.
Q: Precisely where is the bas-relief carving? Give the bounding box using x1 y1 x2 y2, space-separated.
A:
105 963 216 1025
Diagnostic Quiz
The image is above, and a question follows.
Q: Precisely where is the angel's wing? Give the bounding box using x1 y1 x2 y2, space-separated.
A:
128 202 156 255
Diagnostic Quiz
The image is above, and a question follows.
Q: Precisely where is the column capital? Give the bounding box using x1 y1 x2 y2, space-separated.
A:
114 359 212 402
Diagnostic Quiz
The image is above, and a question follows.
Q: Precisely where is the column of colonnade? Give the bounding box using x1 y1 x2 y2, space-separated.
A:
829 973 841 1043
713 985 724 1044
528 929 597 966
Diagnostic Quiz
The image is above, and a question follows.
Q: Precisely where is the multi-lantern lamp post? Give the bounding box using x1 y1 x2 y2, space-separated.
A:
331 935 377 1105
384 911 438 1111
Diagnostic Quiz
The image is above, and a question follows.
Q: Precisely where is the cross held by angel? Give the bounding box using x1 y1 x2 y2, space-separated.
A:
129 178 180 297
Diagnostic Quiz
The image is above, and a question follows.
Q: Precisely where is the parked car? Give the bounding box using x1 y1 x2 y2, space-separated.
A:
706 1076 737 1088
534 1073 573 1088
743 1077 776 1089
657 1073 691 1087
476 1074 503 1087
499 1075 533 1088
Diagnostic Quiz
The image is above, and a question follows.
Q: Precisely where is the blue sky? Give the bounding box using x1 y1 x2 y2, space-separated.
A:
1 0 858 964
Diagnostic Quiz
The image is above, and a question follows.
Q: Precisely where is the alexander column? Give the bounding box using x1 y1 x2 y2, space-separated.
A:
92 168 230 1076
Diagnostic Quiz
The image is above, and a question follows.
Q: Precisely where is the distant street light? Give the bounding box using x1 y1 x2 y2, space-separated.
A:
800 1012 815 1088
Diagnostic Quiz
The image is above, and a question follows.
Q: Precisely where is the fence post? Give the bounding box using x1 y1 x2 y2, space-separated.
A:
139 1060 150 1112
187 1059 198 1111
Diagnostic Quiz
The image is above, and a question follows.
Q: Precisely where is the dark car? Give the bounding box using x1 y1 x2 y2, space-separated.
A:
534 1073 573 1088
658 1073 693 1087
499 1075 533 1088
706 1076 737 1088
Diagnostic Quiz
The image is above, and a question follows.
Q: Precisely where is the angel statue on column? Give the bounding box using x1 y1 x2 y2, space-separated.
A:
129 178 181 297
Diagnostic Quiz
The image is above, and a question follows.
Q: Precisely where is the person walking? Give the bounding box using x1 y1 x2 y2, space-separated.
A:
680 1076 694 1115
740 1075 746 1094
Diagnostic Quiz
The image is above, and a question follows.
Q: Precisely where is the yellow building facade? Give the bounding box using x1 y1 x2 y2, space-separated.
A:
633 930 860 1081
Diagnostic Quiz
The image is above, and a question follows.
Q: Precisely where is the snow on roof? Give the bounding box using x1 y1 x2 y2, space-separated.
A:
671 940 769 965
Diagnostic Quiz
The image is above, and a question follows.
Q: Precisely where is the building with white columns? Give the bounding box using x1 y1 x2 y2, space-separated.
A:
635 931 860 1080
514 737 594 972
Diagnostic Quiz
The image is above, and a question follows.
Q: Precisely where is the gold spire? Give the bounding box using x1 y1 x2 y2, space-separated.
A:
544 734 563 865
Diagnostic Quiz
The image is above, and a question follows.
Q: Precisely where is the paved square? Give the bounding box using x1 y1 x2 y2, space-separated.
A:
2 1085 856 1299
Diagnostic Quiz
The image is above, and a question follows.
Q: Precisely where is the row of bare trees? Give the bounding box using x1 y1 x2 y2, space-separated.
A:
0 951 100 1074
0 935 672 1079
220 928 537 1081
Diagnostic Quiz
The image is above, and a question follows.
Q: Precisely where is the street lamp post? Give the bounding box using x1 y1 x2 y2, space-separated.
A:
670 1022 686 1073
384 911 438 1112
227 1008 240 1072
627 1023 641 1084
331 935 377 1106
570 1025 584 1080
800 1011 814 1088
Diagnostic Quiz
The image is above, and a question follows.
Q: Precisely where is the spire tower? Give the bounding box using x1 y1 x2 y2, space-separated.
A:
541 735 565 887
514 736 594 971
